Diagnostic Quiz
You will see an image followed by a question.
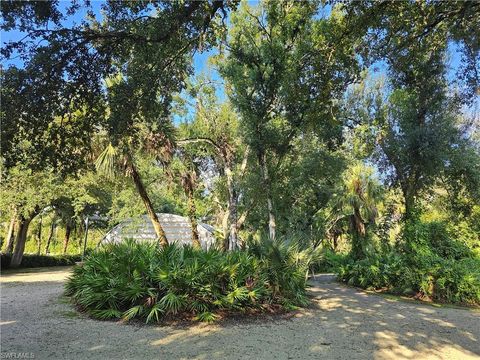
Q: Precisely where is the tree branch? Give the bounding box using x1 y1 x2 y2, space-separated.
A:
177 137 222 152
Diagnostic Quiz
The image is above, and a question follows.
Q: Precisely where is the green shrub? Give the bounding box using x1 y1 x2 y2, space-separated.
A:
1 253 81 269
434 258 480 305
247 238 315 306
337 250 480 305
402 220 472 260
311 249 348 273
337 253 403 289
65 240 312 323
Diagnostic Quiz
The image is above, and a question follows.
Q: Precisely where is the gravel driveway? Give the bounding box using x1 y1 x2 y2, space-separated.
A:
1 267 479 360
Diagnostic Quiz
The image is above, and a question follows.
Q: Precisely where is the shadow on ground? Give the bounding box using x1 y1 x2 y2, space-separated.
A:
1 268 479 359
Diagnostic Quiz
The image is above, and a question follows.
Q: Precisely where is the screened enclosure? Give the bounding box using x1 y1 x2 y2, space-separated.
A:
101 213 216 249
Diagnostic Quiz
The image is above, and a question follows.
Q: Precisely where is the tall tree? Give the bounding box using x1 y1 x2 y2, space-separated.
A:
0 168 59 266
220 0 360 240
343 1 479 105
176 77 249 249
2 1 237 249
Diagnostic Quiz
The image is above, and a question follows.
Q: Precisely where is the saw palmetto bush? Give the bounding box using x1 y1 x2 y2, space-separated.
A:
247 237 318 307
65 239 312 323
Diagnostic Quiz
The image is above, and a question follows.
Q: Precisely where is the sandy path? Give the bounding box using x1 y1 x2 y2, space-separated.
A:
1 267 479 360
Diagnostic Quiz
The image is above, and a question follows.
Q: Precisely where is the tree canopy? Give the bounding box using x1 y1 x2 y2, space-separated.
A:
1 0 479 279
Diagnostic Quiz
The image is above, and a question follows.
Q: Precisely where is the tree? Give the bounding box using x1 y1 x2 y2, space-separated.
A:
220 0 360 240
345 78 461 222
95 143 169 247
2 1 238 251
50 196 76 255
272 134 346 244
85 1 237 247
343 1 479 105
330 164 383 259
176 77 249 249
0 167 59 266
1 63 105 263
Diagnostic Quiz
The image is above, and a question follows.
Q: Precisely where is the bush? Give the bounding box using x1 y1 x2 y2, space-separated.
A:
434 258 480 305
402 220 472 260
311 249 348 273
335 219 480 305
247 238 315 306
1 253 81 269
65 240 312 323
337 251 480 306
337 253 404 290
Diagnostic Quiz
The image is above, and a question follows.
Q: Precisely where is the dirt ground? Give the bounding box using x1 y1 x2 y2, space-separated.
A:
1 267 479 360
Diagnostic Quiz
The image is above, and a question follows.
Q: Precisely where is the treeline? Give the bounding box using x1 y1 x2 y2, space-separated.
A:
1 1 479 272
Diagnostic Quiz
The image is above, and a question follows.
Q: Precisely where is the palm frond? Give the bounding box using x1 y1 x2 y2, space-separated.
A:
122 305 144 321
95 143 118 179
194 311 218 323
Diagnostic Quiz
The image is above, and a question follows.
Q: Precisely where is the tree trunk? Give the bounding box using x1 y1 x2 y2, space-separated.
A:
401 181 419 224
259 152 276 241
232 146 250 249
350 209 367 260
221 206 230 250
225 163 238 250
127 159 168 247
45 218 56 255
10 215 33 268
36 216 43 255
332 233 339 251
404 194 416 223
266 197 276 241
236 208 250 249
54 224 59 247
4 214 16 255
186 190 201 248
62 224 72 254
350 231 364 261
76 224 83 246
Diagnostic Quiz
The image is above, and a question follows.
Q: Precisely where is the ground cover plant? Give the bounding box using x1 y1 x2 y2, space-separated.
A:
65 239 314 323
336 221 480 306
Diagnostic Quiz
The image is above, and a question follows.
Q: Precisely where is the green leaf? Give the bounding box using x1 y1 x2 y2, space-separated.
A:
194 311 218 323
146 304 164 324
95 144 118 179
122 305 144 321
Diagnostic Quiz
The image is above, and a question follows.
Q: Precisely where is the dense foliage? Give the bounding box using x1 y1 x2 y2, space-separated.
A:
1 1 479 309
1 253 81 270
337 220 480 306
65 240 313 322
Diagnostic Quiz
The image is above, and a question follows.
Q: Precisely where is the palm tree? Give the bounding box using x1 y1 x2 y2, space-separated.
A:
330 164 383 259
95 144 169 247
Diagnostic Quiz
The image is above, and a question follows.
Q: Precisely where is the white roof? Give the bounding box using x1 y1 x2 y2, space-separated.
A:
101 213 216 249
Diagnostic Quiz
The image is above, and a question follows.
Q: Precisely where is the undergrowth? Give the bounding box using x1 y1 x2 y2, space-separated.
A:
65 239 314 323
337 221 480 306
